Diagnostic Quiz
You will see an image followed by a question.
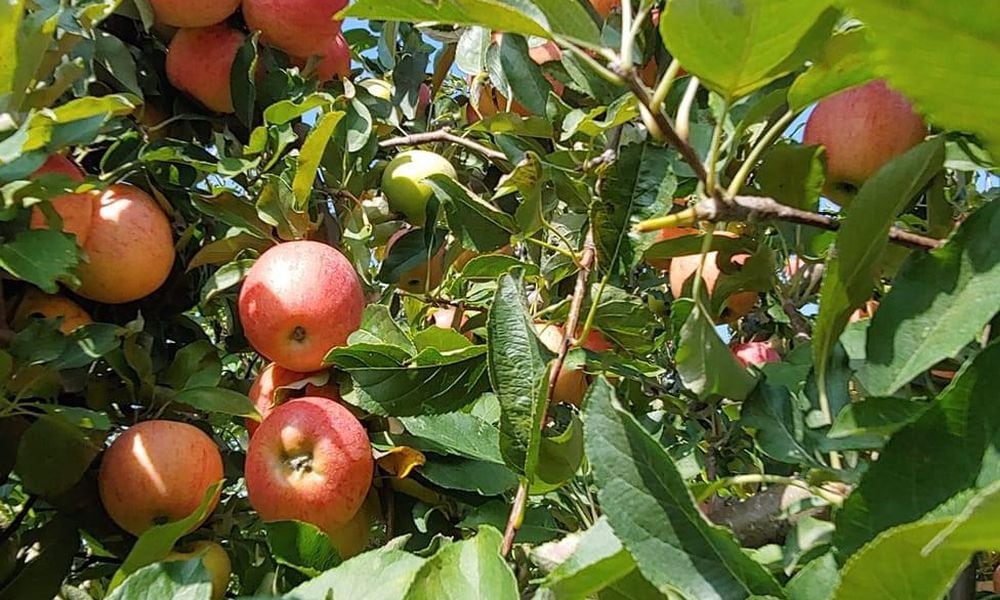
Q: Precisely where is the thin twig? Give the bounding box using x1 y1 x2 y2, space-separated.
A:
501 230 597 557
380 127 508 163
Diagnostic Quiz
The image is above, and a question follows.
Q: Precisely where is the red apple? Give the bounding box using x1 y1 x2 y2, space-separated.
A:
293 31 350 82
98 420 223 535
849 299 880 323
647 225 700 271
668 232 757 323
13 289 93 334
731 341 781 368
166 24 245 113
245 397 373 534
534 323 613 406
591 0 620 17
243 0 347 57
28 155 90 244
245 362 341 436
803 80 926 205
148 0 240 27
239 241 365 372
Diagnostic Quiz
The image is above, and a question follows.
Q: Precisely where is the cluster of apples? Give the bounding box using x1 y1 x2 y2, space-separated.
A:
161 0 351 113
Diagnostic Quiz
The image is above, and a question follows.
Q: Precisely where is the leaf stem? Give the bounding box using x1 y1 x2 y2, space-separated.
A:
650 59 684 109
674 77 700 143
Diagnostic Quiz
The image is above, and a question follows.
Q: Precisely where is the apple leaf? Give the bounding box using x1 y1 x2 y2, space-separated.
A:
0 516 78 600
834 341 1000 558
403 526 518 600
171 387 260 420
826 397 929 441
15 414 104 497
0 1 25 99
419 458 519 496
812 138 944 394
661 0 839 99
838 0 1000 156
266 521 342 577
400 412 504 464
742 381 823 467
377 227 448 286
426 175 514 253
862 200 1000 396
327 344 491 417
787 28 876 110
785 553 840 600
548 284 659 355
675 299 757 400
583 377 784 598
0 229 81 293
498 35 551 117
487 271 551 478
108 481 225 591
292 110 344 211
536 517 640 599
106 558 212 600
288 547 426 600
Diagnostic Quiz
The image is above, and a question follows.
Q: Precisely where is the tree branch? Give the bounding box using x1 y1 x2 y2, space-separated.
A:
501 230 597 557
380 127 509 164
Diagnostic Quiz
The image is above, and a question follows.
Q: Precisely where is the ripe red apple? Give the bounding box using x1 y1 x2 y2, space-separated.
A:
28 155 90 244
32 183 175 304
239 241 365 372
243 0 346 57
245 362 340 436
32 154 84 181
591 0 621 17
163 541 230 600
166 24 245 113
849 299 880 323
381 151 456 226
647 225 700 271
731 341 781 368
669 232 757 323
98 420 223 535
804 80 926 205
383 228 445 294
416 83 432 118
293 31 350 82
245 397 373 534
13 289 92 334
534 323 613 406
148 0 240 27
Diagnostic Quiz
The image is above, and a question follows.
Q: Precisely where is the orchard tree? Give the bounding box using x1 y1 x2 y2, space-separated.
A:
0 0 998 599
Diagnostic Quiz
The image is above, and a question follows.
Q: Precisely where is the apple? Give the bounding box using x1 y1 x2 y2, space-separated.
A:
244 0 346 57
325 495 377 558
33 183 175 304
294 31 350 82
383 228 445 294
239 241 365 372
166 24 245 113
647 225 700 271
591 0 621 17
98 420 223 535
245 362 340 436
416 83 432 119
245 397 373 534
668 232 757 323
731 341 781 368
28 156 91 244
163 541 230 600
13 288 92 334
381 150 457 226
148 0 239 28
534 322 613 406
803 80 926 205
31 154 84 181
849 299 879 323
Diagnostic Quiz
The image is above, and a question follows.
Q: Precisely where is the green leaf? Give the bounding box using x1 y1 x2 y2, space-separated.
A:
400 412 503 464
785 553 839 600
549 285 659 355
0 0 26 97
109 482 224 591
813 138 944 389
533 416 585 493
256 174 312 241
15 414 103 497
171 387 260 419
584 378 784 599
419 458 518 496
0 516 78 600
94 31 142 97
487 272 550 477
661 0 838 99
675 302 757 400
459 502 559 545
787 28 876 111
288 547 425 600
377 227 447 286
862 201 1000 395
826 397 928 440
742 382 822 467
499 35 551 116
328 344 491 417
350 305 417 356
0 229 81 292
538 517 639 599
403 526 518 600
200 258 254 304
231 32 258 127
292 111 344 211
107 559 211 600
838 0 1000 155
266 521 341 577
592 143 675 277
460 254 539 280
161 341 222 390
427 175 514 253
834 342 1000 558
755 144 825 211
343 0 599 45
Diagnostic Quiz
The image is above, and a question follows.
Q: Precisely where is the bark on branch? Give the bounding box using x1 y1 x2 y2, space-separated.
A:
380 128 509 164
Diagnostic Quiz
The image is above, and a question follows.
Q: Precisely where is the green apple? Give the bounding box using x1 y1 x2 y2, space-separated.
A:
381 150 456 226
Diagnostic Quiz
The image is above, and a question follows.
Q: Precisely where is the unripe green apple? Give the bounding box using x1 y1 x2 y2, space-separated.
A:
381 150 457 226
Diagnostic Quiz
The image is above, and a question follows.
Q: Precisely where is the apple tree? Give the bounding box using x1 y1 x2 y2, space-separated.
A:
0 0 998 598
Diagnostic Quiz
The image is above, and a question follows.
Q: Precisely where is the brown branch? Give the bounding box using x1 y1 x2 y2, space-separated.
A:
501 230 597 557
380 127 509 164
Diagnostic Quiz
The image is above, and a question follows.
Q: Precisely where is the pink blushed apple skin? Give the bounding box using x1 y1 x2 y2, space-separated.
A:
166 25 245 113
245 398 373 533
803 80 926 205
731 342 781 368
148 0 240 28
243 0 348 57
238 241 365 372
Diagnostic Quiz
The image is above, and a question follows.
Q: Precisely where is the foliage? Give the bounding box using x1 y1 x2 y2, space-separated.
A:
0 0 997 599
